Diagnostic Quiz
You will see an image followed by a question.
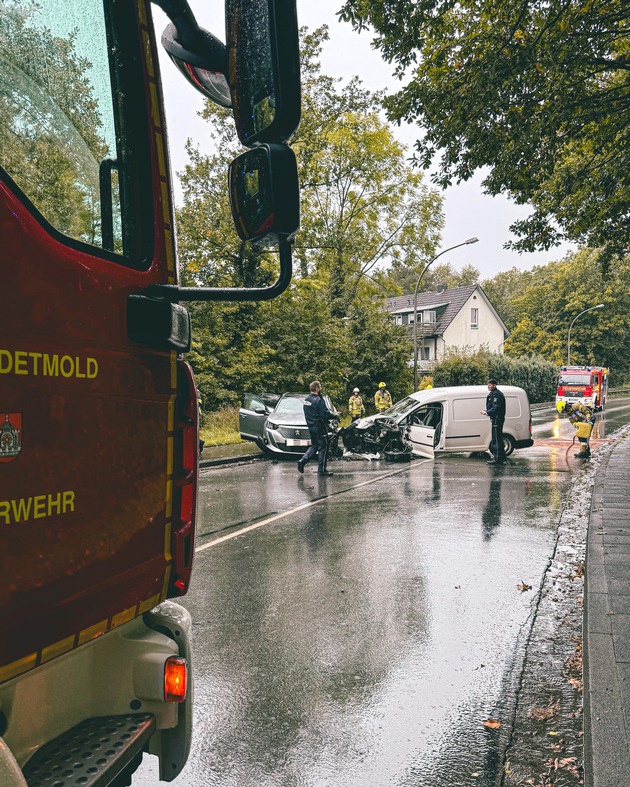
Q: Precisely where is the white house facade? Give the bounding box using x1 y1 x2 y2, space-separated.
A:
386 285 509 371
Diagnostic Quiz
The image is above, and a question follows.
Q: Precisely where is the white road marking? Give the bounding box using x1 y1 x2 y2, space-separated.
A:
195 461 428 552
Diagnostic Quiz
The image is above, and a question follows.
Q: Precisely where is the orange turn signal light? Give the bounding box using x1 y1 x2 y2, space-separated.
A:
164 656 187 703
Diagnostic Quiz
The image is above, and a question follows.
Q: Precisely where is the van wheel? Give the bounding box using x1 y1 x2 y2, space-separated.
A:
489 436 515 458
502 435 515 457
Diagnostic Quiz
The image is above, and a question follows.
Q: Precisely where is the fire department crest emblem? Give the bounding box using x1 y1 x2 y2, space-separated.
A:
0 413 22 463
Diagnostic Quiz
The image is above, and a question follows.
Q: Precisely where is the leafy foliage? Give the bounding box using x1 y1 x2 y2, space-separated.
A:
503 249 630 378
432 350 557 402
486 354 557 403
482 267 537 331
338 0 630 259
432 353 489 388
176 27 440 410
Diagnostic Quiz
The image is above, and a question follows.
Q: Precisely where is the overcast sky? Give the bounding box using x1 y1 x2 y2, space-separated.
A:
155 0 575 281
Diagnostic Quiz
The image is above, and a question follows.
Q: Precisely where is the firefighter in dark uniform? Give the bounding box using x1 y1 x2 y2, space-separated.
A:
297 380 339 476
483 379 506 464
557 400 595 459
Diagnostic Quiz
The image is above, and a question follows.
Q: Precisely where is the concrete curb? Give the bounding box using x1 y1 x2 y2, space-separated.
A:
200 453 265 469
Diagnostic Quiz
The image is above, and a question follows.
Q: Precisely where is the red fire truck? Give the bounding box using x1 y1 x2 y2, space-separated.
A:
0 0 300 784
556 366 610 411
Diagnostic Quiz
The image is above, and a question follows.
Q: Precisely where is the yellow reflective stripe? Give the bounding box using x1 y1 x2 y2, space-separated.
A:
137 0 148 26
111 606 137 630
0 653 37 683
161 565 172 601
78 620 108 646
0 593 170 683
164 520 173 563
139 594 161 614
141 30 154 77
41 636 75 664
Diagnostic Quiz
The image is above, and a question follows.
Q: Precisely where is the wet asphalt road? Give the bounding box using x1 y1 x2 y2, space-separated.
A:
133 398 630 787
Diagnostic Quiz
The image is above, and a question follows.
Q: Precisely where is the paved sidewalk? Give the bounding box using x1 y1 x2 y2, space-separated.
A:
584 428 630 787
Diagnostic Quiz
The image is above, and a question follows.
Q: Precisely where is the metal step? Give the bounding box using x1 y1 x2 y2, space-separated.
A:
22 713 155 787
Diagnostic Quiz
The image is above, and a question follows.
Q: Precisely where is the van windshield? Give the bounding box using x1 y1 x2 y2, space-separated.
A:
382 396 420 419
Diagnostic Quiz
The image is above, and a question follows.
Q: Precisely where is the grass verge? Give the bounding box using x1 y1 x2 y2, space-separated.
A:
200 406 243 446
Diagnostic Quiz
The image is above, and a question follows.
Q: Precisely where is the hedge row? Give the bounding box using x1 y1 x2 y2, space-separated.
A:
432 352 557 404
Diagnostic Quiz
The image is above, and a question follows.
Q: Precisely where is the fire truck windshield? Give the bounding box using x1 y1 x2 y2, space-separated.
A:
559 373 591 386
0 0 152 264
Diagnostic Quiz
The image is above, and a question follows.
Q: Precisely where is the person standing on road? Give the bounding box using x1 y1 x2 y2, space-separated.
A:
348 388 365 421
374 382 392 413
297 381 338 476
557 400 595 459
482 379 506 465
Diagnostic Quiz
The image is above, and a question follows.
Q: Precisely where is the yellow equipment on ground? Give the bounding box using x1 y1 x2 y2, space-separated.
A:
575 422 593 439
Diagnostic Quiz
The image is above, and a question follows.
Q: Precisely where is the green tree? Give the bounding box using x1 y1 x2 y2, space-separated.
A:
503 250 630 377
176 27 442 407
294 28 443 317
482 267 537 331
338 0 630 260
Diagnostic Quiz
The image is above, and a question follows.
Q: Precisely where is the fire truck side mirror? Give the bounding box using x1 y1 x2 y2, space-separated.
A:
155 0 231 107
226 0 301 146
161 22 232 108
229 143 299 245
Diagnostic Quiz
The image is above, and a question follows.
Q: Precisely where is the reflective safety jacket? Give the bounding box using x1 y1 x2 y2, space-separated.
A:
374 389 392 412
348 394 365 418
567 402 594 425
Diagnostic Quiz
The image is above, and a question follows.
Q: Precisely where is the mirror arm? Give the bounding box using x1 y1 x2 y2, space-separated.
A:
151 0 200 43
145 241 293 303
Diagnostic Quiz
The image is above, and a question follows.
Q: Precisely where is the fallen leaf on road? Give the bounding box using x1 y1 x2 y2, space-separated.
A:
529 701 559 721
517 580 532 592
481 719 501 729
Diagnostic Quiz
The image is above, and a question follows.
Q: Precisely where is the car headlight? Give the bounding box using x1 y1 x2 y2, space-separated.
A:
267 421 279 431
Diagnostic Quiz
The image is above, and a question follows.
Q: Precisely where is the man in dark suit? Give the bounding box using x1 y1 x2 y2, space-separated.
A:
297 381 338 476
482 379 506 465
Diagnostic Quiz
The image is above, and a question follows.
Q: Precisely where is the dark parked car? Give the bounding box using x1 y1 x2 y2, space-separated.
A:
239 392 337 455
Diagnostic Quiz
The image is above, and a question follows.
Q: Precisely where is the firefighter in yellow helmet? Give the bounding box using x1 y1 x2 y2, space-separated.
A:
348 387 365 421
374 382 393 413
557 400 595 459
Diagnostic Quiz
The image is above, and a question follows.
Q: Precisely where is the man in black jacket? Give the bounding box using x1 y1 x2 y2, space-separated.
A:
482 379 506 465
297 381 338 476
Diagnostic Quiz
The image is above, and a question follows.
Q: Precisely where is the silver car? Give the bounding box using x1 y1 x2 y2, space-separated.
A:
239 392 336 455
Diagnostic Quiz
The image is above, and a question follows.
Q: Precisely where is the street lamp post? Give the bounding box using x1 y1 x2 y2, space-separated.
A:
567 304 604 366
413 237 479 390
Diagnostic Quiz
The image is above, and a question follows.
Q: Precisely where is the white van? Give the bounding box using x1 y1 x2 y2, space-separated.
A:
356 385 533 459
